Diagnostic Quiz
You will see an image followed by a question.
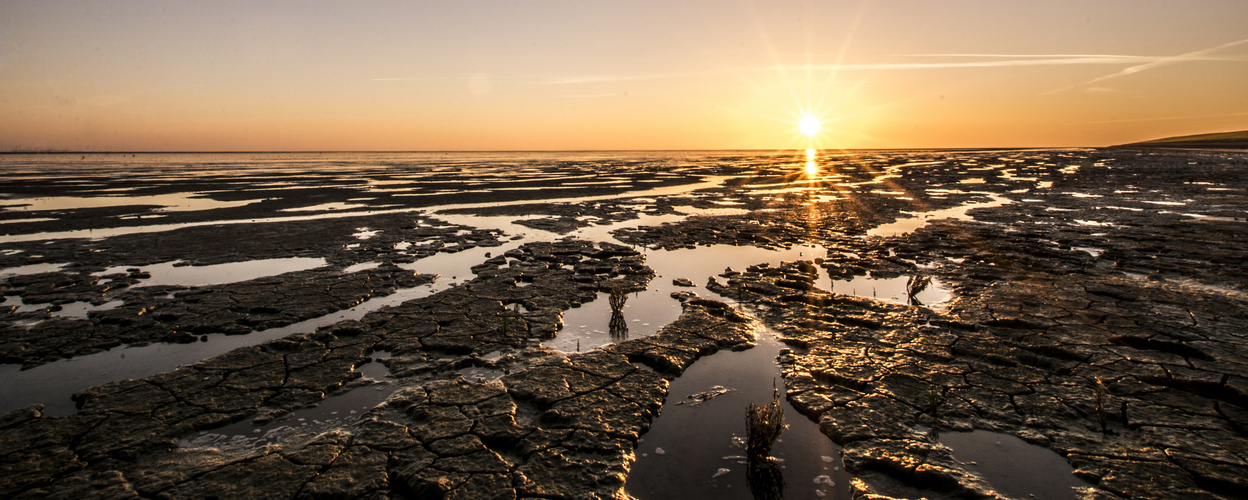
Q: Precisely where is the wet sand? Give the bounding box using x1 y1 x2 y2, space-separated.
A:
1 149 1246 498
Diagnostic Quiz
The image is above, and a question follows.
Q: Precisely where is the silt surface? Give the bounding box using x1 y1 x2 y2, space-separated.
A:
1 149 1246 499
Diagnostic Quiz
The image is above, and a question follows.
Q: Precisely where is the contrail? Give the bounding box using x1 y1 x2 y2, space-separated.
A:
1085 37 1248 86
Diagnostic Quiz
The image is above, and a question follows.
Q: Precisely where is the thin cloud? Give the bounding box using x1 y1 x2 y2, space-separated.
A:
539 74 673 85
413 42 1248 88
908 53 1156 60
1084 37 1248 85
537 56 1140 87
1045 38 1248 94
1085 111 1248 125
372 77 466 81
560 93 627 99
372 76 529 82
784 56 1140 71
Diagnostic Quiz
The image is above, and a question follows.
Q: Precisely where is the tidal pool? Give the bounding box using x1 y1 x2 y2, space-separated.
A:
626 324 851 500
543 243 830 353
936 429 1090 500
96 257 329 288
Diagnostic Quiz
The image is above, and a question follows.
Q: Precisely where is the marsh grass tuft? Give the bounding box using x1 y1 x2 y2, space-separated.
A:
927 384 941 414
745 389 787 461
906 274 932 306
498 303 521 334
608 282 628 314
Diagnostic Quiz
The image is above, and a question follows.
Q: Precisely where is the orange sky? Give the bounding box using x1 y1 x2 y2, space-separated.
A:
2 1 1246 151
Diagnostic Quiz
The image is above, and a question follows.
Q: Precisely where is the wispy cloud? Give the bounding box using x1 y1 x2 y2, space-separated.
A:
536 54 1197 87
779 55 1146 71
1083 38 1248 85
1085 111 1248 125
560 93 627 99
1044 38 1248 94
371 77 467 81
539 74 675 85
391 40 1248 90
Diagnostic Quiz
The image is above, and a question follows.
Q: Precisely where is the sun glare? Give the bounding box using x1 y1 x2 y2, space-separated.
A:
799 115 821 137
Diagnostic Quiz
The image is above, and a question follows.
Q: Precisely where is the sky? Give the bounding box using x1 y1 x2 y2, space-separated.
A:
1 0 1246 151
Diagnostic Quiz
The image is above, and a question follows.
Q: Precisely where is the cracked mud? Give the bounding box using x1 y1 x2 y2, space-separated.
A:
2 149 1246 499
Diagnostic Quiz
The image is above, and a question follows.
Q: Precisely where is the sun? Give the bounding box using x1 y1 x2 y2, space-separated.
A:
799 114 821 137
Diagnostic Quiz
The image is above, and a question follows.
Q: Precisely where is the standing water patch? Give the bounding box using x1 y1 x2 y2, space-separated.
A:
626 325 851 499
830 274 951 310
936 430 1090 500
97 257 328 288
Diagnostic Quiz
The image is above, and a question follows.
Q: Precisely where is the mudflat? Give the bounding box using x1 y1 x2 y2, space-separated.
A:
1 149 1245 499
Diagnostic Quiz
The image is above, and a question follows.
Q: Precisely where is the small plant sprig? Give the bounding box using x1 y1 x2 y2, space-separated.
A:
1094 377 1108 434
906 274 932 306
498 303 521 334
608 282 627 314
927 384 941 414
745 387 787 461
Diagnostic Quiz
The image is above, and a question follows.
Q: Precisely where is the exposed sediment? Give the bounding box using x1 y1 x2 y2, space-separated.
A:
2 149 1247 499
0 240 759 499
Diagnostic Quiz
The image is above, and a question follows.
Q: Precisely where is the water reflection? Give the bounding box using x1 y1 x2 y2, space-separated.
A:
746 459 785 500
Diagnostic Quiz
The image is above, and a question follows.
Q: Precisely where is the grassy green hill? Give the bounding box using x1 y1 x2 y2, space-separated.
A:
1111 130 1248 149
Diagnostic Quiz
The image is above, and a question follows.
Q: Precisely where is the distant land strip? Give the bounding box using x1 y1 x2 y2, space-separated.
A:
1110 129 1248 149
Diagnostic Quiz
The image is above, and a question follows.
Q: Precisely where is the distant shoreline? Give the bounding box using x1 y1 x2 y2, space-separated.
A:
1107 142 1248 150
1108 129 1248 150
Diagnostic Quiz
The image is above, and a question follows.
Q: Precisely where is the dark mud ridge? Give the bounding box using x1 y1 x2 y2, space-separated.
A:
2 149 1247 499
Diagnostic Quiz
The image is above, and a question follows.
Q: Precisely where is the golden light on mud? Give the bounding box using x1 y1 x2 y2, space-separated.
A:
804 149 818 175
799 115 821 137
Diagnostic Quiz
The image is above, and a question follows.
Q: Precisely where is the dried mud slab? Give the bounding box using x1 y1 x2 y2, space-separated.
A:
0 239 760 499
710 254 1247 498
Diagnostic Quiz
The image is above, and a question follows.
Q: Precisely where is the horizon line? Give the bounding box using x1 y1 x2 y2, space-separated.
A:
0 146 1105 155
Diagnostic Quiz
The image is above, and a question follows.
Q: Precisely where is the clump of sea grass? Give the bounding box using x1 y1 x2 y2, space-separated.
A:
745 391 787 461
498 303 522 334
608 282 628 314
927 384 941 414
906 274 932 306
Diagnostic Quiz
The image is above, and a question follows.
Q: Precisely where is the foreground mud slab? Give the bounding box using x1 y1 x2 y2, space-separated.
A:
2 149 1246 498
1 240 755 499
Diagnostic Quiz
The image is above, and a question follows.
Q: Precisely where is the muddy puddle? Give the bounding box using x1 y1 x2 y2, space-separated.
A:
544 242 949 353
181 380 395 453
829 274 950 309
627 323 851 499
936 430 1090 500
97 257 328 288
543 243 829 353
0 262 68 277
